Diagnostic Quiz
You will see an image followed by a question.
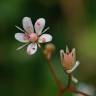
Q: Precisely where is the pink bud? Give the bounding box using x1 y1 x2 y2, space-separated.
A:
60 47 76 70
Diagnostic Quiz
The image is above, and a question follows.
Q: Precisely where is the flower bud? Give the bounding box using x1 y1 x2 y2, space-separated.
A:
60 46 77 71
43 43 55 60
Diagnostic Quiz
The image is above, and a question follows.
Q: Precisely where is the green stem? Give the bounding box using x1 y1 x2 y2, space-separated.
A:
66 73 72 89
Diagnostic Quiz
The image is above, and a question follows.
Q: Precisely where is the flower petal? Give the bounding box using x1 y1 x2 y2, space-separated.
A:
22 17 34 33
72 48 76 64
35 18 45 35
60 50 65 66
27 43 37 55
15 33 29 43
15 25 24 32
38 34 52 43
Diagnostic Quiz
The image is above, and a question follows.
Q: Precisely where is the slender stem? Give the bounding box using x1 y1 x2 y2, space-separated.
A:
41 47 65 96
46 60 90 96
61 72 72 93
66 73 72 89
63 73 90 96
41 47 90 96
45 59 90 96
45 59 65 96
56 89 63 96
47 59 61 87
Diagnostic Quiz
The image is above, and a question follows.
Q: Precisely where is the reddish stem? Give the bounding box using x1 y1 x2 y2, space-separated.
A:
42 47 90 96
73 90 90 96
63 73 90 96
47 59 64 96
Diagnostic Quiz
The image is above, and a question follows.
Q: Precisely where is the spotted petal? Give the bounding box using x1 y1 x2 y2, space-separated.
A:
27 43 37 55
22 17 34 33
15 33 29 43
38 34 52 43
35 18 45 35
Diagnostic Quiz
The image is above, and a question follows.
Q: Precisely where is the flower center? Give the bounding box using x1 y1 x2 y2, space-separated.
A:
28 33 38 42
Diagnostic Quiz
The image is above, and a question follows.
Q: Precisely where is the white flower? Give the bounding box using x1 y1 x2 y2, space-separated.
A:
15 17 52 55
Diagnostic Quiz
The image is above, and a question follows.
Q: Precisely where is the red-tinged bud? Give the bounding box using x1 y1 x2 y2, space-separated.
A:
44 43 55 60
60 46 76 70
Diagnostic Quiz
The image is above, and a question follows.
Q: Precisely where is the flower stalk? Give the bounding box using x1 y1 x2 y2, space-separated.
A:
14 17 91 96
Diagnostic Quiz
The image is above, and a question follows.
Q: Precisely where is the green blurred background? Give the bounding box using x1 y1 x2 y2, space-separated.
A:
0 0 96 96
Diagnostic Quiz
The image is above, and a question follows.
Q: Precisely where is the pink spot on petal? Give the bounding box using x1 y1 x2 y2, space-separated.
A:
24 34 29 40
37 22 41 26
42 37 46 42
32 47 35 50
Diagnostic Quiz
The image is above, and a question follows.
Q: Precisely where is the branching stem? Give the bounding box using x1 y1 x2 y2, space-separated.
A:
41 47 90 96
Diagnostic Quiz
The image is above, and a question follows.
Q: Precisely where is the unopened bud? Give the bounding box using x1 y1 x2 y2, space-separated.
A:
43 43 55 60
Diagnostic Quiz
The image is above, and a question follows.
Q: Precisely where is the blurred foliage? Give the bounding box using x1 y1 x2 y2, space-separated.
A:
0 0 96 96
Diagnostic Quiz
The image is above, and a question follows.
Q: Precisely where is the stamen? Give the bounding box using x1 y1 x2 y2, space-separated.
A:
37 43 41 48
15 25 25 32
42 27 50 34
16 43 28 50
